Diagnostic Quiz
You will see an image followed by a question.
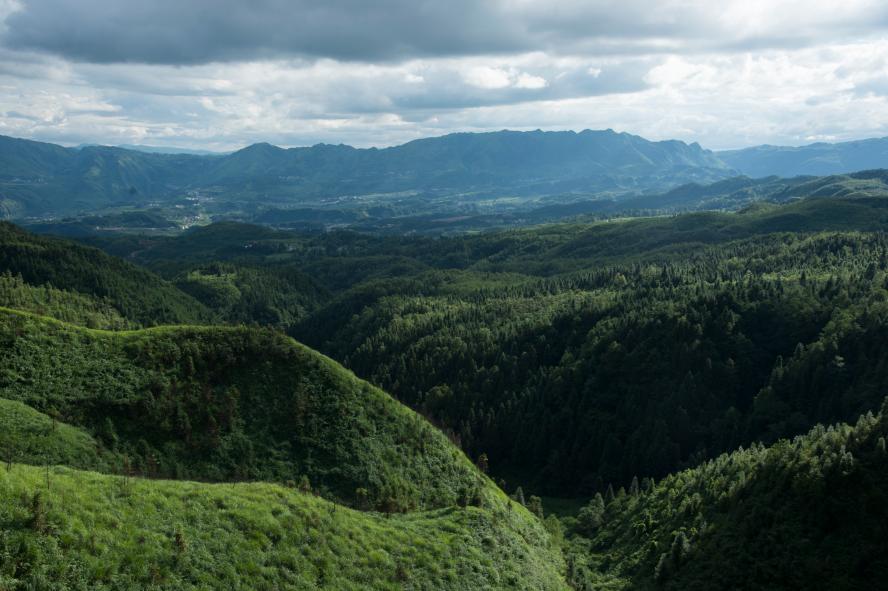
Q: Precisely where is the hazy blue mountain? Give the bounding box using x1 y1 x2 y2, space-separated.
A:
114 144 228 156
719 137 888 177
75 143 225 155
0 135 209 217
0 130 730 218
612 168 888 212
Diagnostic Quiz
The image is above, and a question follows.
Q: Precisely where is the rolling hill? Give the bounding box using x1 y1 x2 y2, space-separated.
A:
0 308 488 511
0 461 565 590
0 221 210 325
0 307 567 589
2 199 888 587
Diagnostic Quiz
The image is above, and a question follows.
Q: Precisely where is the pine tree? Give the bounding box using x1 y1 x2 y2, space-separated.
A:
513 486 526 506
577 493 606 534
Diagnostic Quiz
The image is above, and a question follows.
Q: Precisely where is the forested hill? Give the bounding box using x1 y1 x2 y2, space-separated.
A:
2 196 888 587
0 308 566 589
564 402 888 590
0 221 209 325
62 194 888 498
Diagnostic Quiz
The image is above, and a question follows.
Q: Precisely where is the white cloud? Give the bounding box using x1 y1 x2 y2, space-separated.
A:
515 73 547 89
463 66 513 89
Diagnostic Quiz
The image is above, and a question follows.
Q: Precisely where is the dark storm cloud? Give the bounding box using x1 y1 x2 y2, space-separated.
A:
7 0 888 65
3 0 525 64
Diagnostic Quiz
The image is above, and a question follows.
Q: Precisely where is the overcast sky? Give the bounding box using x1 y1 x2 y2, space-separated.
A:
1 0 888 151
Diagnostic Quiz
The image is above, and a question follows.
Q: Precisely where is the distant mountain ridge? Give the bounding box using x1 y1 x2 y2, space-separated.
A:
5 130 888 221
0 129 730 217
719 136 888 177
77 143 228 156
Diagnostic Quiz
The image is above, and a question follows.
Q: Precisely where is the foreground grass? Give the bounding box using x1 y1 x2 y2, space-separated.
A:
0 463 566 590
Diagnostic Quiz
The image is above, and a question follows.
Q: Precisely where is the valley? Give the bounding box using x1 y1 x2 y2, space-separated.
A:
1 184 888 588
3 0 888 587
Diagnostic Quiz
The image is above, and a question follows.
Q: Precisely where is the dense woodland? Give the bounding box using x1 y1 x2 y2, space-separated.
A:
562 398 888 590
1 192 888 588
73 198 888 497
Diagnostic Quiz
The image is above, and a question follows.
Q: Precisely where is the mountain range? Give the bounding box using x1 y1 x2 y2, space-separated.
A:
2 130 888 226
0 130 718 218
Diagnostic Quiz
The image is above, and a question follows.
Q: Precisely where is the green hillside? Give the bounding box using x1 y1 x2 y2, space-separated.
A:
0 222 209 326
64 200 888 496
173 262 329 330
0 271 131 329
0 462 565 590
0 307 566 589
3 197 888 587
566 402 888 590
0 398 122 471
295 231 888 495
0 308 487 512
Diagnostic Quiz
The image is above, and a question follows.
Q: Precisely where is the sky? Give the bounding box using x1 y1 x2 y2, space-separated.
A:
1 0 888 151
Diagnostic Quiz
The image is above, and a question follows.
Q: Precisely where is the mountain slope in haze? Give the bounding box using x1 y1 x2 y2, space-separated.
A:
720 137 888 178
0 135 210 217
0 130 731 217
204 129 728 190
114 143 227 156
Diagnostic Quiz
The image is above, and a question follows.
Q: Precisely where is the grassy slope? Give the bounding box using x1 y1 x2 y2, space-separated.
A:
0 309 566 589
0 308 493 512
0 398 120 472
0 464 565 590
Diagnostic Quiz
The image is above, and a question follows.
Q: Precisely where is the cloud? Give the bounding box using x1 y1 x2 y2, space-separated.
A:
0 1 887 151
3 0 888 65
464 67 514 90
2 0 524 64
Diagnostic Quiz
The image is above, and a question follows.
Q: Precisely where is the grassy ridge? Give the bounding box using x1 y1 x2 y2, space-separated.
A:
0 463 566 590
0 308 491 512
0 308 568 589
